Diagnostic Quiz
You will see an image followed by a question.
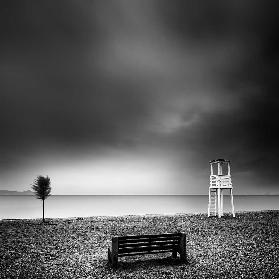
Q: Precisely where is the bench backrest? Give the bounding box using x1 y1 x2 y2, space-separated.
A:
113 233 182 257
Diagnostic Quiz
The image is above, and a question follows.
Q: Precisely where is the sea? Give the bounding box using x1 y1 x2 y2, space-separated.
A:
1 195 279 220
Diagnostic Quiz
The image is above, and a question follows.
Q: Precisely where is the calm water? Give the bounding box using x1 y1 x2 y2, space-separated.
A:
1 195 279 219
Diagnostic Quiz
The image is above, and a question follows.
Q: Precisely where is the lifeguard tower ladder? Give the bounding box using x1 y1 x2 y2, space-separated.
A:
208 159 235 218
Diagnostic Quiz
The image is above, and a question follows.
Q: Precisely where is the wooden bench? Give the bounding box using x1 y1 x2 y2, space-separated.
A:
108 232 186 268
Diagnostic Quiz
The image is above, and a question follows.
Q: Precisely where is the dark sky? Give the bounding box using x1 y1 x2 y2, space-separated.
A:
1 1 279 194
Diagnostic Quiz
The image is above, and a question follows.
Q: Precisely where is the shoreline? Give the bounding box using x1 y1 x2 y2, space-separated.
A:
1 209 278 222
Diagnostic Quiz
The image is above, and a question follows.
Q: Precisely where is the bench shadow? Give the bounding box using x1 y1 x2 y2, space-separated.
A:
112 255 189 270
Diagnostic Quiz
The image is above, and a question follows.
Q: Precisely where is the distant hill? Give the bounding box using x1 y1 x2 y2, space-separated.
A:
0 190 33 195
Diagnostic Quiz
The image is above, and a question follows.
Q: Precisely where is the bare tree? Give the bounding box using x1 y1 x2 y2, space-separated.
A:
32 175 51 222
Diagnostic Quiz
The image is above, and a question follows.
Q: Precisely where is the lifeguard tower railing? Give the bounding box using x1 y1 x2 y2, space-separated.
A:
210 175 232 188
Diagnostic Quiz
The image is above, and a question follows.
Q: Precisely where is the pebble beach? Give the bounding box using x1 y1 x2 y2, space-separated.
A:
1 211 279 278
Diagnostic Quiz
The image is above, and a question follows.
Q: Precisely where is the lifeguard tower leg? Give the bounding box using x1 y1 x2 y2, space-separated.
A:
217 188 221 218
208 188 211 217
230 189 235 217
221 190 224 216
214 191 217 216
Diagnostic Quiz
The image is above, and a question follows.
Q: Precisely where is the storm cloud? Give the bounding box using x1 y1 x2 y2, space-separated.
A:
0 1 279 194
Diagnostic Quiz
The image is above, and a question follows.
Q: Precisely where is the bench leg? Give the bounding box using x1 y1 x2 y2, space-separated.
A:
108 248 112 265
108 247 118 268
111 237 119 268
172 249 178 258
112 254 118 268
179 233 187 262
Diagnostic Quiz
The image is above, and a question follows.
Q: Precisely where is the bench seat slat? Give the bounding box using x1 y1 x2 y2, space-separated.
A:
118 236 181 243
118 249 174 258
118 233 181 241
119 244 177 254
119 235 181 241
119 240 179 248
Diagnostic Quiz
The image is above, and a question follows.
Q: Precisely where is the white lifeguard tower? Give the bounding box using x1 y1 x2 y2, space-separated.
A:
208 159 235 218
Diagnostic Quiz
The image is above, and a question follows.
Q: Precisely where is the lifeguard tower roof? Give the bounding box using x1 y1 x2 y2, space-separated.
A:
209 159 230 163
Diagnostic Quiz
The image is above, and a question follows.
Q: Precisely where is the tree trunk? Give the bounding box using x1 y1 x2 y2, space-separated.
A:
43 199 45 223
